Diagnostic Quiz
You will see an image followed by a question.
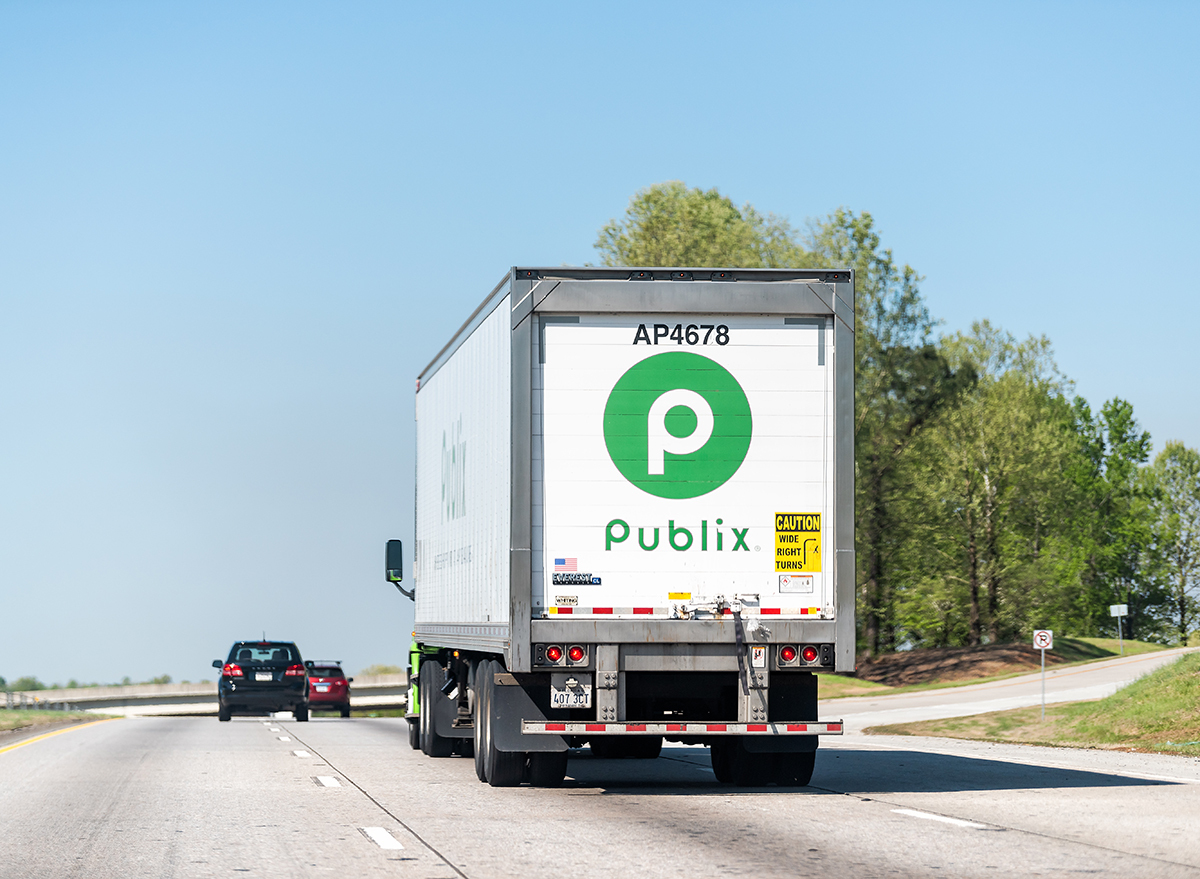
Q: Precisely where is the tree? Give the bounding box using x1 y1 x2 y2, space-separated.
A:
594 181 807 268
1149 441 1200 643
1069 398 1159 639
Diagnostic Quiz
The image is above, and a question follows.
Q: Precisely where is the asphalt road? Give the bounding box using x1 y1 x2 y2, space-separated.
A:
3 699 1200 879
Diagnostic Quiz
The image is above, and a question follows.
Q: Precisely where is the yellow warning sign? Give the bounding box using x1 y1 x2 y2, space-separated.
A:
775 512 821 573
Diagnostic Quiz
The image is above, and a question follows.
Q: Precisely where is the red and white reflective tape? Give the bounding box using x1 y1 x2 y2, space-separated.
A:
521 721 843 735
543 607 671 616
541 607 824 617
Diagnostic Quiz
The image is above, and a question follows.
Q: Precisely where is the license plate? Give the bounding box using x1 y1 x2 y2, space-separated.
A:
315 684 330 692
550 684 592 709
255 672 273 682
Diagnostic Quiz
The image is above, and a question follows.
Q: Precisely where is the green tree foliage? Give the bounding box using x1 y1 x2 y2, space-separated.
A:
595 181 806 268
1149 442 1200 641
592 182 1199 651
8 676 45 692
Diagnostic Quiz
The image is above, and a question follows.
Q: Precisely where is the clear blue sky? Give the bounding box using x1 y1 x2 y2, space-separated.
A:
2 2 1197 685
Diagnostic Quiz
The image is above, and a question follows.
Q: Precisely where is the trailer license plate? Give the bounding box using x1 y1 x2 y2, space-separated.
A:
255 672 272 682
550 684 591 709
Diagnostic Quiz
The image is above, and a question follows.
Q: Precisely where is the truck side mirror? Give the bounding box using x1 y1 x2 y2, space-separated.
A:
386 539 404 583
386 539 414 600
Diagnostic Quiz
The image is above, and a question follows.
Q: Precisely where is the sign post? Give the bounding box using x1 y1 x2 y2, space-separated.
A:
1110 604 1128 655
1033 629 1053 720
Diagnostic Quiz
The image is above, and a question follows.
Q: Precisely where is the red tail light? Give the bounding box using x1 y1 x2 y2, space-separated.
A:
222 663 243 677
780 646 797 663
801 645 819 663
567 645 585 663
546 645 563 662
285 664 306 677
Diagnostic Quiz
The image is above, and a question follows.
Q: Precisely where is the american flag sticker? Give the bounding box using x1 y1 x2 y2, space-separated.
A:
554 558 577 571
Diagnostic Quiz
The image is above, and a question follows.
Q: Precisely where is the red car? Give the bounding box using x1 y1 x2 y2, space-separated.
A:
306 661 353 717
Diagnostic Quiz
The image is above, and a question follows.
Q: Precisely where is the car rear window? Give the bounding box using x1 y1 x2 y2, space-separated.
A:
229 643 300 665
311 666 343 678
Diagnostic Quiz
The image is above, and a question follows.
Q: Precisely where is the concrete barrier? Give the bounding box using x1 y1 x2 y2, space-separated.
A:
6 673 409 717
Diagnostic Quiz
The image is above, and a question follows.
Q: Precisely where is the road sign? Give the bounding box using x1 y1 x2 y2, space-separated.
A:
1033 630 1053 650
1110 604 1128 617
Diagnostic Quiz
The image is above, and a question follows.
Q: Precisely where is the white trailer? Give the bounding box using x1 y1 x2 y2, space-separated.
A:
387 266 854 787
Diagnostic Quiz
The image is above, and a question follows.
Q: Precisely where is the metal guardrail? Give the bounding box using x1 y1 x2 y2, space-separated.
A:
2 674 409 716
3 692 83 711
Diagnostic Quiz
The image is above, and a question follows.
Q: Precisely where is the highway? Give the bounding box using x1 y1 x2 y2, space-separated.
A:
2 652 1198 879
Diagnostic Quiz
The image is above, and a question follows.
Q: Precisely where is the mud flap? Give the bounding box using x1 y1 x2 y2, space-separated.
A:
491 673 567 753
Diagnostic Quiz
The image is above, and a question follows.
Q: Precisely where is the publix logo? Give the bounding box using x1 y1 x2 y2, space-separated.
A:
602 351 752 499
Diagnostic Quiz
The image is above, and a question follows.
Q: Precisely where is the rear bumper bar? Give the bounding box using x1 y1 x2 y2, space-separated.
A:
521 721 842 735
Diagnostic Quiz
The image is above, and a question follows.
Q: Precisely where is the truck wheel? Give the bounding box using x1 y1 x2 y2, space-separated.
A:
473 661 490 782
528 751 568 787
625 736 662 759
218 705 231 722
408 717 421 750
294 705 309 722
483 661 526 787
729 739 772 786
777 751 816 786
419 661 454 757
709 740 733 783
588 737 623 759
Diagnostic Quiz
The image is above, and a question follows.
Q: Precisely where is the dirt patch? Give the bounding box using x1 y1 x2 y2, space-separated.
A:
855 643 1065 687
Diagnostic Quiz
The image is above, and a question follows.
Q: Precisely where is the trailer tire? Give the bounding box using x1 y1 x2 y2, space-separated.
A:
709 740 733 783
777 751 816 786
408 717 420 751
473 661 489 781
419 661 454 758
529 751 568 787
728 738 772 786
482 661 526 787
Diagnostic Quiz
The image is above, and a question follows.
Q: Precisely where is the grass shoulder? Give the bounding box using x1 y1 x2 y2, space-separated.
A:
864 651 1200 756
822 637 1168 700
0 710 110 733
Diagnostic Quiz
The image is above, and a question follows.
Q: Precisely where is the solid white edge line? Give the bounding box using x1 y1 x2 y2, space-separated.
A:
361 827 404 850
316 776 341 787
892 808 991 829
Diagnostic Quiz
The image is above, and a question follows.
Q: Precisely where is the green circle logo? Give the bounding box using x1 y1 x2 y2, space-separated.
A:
603 351 752 499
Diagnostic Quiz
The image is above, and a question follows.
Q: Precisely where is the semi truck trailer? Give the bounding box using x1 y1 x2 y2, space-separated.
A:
386 266 854 787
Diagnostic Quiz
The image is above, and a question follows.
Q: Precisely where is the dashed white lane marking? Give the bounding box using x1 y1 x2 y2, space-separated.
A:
269 727 281 732
278 736 291 742
361 827 404 850
892 808 992 830
316 776 341 787
293 750 312 758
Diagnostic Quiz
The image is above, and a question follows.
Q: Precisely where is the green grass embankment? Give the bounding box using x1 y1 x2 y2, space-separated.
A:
866 651 1200 756
0 710 107 733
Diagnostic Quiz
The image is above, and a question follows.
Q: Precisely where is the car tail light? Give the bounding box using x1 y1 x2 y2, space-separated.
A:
285 664 306 676
222 663 243 677
801 645 819 663
568 645 585 663
780 645 797 663
546 645 563 663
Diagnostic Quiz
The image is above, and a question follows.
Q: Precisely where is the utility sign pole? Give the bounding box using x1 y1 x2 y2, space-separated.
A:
1033 629 1053 720
1110 604 1128 655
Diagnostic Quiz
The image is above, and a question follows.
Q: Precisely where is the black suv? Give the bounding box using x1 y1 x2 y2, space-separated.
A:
213 641 309 721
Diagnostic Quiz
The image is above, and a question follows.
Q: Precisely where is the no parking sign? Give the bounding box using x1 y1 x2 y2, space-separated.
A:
1033 630 1053 650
